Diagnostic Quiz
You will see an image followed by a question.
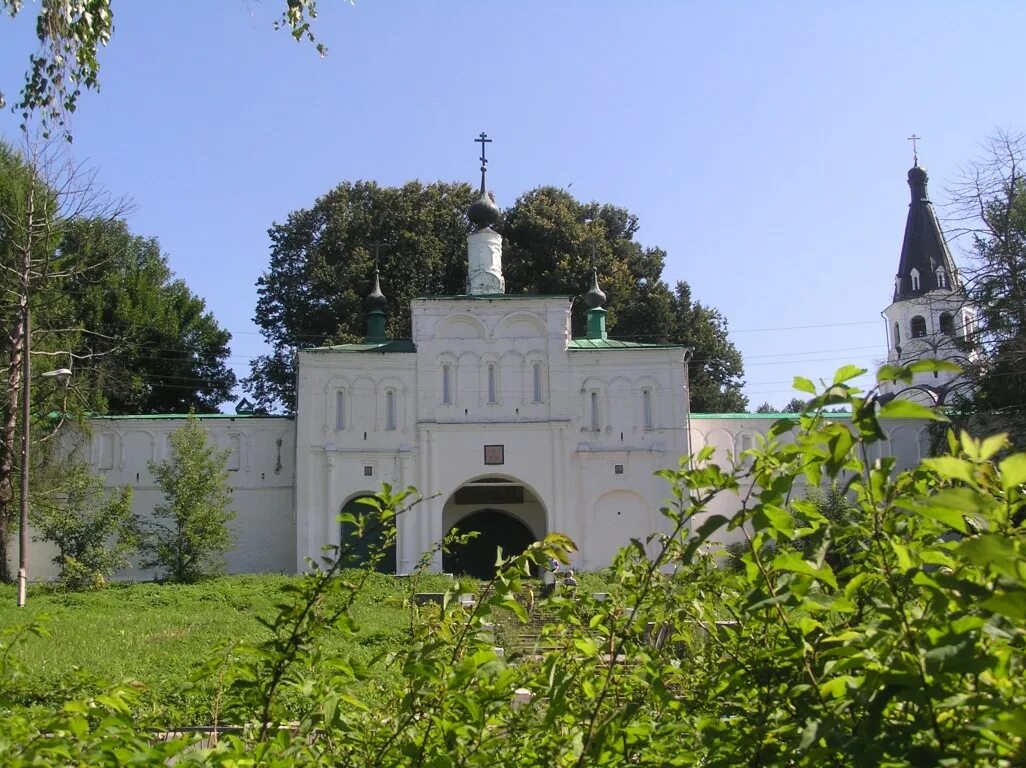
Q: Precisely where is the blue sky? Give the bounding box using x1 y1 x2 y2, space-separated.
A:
2 1 1023 410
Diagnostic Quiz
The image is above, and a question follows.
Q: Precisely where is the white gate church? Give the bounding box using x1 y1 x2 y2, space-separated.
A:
294 138 690 575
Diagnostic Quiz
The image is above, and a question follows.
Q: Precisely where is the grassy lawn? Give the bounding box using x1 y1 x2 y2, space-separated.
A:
0 571 617 725
0 572 457 724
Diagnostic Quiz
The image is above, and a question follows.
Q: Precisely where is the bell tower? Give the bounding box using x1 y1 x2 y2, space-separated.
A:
880 145 975 403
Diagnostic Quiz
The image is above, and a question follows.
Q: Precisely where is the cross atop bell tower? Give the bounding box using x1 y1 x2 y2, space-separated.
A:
907 133 921 166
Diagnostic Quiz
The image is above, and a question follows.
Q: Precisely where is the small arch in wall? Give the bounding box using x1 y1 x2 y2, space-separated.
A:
438 314 487 339
702 428 735 464
495 312 547 339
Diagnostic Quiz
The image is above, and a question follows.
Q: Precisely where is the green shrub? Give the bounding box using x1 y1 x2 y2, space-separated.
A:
139 412 234 583
30 469 136 589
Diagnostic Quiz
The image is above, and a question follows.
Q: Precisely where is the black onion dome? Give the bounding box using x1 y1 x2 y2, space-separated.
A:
364 269 387 311
907 165 928 186
584 268 606 309
468 189 500 230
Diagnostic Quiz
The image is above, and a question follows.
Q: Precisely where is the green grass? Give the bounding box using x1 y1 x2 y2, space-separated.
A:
0 570 621 725
0 572 458 724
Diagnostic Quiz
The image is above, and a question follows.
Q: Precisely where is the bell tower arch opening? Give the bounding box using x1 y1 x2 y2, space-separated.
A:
441 476 547 579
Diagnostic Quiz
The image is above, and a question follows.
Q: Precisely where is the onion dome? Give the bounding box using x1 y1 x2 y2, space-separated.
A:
907 164 927 187
364 269 387 311
469 131 500 230
584 268 607 308
468 189 500 230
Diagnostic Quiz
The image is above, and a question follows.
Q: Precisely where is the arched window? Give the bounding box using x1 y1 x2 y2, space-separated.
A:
385 390 396 430
486 363 497 403
910 268 921 291
441 364 452 405
893 322 900 346
226 434 241 471
532 362 542 403
939 313 954 335
936 268 948 289
335 390 346 430
590 391 600 430
642 389 653 429
911 316 927 338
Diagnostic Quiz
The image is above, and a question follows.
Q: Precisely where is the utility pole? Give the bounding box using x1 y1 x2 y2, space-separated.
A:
17 299 29 608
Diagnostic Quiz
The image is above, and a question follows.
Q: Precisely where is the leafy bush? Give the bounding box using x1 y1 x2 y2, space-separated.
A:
139 412 234 582
30 468 136 589
1 361 1024 766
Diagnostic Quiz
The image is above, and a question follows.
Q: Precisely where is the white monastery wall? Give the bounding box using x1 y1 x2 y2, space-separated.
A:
17 409 936 582
20 416 296 582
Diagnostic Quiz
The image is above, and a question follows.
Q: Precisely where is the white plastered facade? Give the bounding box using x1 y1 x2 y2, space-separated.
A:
294 295 690 573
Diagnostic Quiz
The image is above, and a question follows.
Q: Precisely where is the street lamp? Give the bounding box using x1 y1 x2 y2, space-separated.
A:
16 355 72 608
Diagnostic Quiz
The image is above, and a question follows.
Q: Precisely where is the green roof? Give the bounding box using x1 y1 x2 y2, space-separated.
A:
415 294 572 301
91 413 293 421
568 338 686 350
306 340 416 353
691 412 851 419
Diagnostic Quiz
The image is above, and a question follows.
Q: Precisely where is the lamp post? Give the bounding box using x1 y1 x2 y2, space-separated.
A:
16 302 72 607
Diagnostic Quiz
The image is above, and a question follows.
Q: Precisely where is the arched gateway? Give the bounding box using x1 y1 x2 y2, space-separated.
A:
441 477 547 579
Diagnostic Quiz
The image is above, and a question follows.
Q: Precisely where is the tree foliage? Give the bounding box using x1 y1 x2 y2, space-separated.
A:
29 467 134 589
247 181 746 413
2 361 1025 765
951 131 1026 447
782 396 807 413
1 0 331 140
140 413 234 582
247 180 474 410
668 280 746 412
59 217 237 413
0 141 234 578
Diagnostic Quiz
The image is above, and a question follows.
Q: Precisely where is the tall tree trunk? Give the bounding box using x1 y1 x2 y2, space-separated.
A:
0 175 35 584
0 320 25 583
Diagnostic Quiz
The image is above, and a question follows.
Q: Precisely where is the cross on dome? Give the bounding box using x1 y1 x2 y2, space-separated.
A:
907 133 921 166
468 132 500 230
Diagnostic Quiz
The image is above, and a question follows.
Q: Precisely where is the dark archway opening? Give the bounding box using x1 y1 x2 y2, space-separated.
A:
911 315 927 338
443 508 535 580
340 496 397 574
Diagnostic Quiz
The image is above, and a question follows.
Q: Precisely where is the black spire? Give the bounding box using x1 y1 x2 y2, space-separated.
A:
468 132 500 230
892 161 960 301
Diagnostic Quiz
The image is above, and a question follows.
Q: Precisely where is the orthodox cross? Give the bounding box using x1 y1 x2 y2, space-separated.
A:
475 132 492 170
371 241 384 271
907 133 921 166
